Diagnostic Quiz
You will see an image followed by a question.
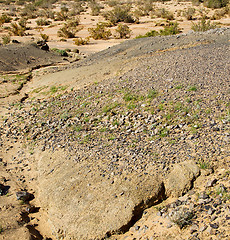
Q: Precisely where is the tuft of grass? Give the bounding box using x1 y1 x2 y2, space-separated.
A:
103 102 119 113
147 89 157 99
188 86 197 91
175 85 183 89
171 209 194 229
198 159 211 169
159 128 169 137
123 92 138 102
50 86 58 93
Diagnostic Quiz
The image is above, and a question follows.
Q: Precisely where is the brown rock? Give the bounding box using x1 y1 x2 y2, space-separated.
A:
165 161 200 197
37 150 165 240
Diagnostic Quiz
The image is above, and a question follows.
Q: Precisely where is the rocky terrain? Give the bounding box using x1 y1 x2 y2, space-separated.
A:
0 28 229 240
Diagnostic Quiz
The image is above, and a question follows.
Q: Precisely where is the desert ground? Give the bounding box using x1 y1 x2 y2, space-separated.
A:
0 0 230 240
0 0 230 54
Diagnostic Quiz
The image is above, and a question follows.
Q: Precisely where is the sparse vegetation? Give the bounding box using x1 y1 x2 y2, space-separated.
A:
51 48 68 56
204 0 229 9
10 22 26 36
57 17 81 38
198 159 211 169
147 89 158 99
170 209 194 229
154 8 174 20
136 22 181 38
88 22 112 40
103 5 136 25
40 33 49 41
89 1 104 16
192 17 218 31
114 24 131 39
183 8 196 20
74 37 89 46
36 18 51 26
1 34 11 44
0 14 12 25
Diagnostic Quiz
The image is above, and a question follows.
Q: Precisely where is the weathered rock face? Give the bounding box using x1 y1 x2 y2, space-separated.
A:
165 161 200 198
37 150 164 240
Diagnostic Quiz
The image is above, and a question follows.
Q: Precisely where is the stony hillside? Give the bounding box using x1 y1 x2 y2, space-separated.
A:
0 28 229 240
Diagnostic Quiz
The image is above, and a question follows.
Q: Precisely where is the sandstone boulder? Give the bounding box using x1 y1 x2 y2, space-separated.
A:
165 161 200 197
37 150 164 240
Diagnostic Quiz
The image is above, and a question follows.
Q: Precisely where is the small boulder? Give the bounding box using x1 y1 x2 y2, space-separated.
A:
165 161 200 197
16 191 32 202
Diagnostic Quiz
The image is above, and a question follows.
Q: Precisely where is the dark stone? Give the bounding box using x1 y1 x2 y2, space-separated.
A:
16 191 33 202
210 223 219 229
12 39 20 43
135 226 140 231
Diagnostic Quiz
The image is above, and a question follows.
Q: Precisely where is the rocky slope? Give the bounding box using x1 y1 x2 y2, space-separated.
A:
0 28 229 239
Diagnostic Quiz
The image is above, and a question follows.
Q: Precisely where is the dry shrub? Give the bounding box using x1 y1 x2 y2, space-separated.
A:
20 3 37 19
211 6 229 19
183 8 196 20
10 22 26 36
136 0 154 16
204 0 229 9
88 22 112 40
154 8 174 20
74 37 90 46
103 5 136 25
0 14 12 24
115 24 131 39
56 8 69 21
1 34 11 44
36 18 51 26
192 17 218 31
40 33 49 41
89 1 104 16
57 17 81 38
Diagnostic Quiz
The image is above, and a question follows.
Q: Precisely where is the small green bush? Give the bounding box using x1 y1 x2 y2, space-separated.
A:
170 208 194 229
147 89 158 99
88 22 112 40
115 24 131 39
159 22 181 35
51 48 68 56
191 17 218 32
123 92 138 102
136 22 181 38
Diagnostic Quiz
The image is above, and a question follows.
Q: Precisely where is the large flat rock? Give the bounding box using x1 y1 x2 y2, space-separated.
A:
37 150 164 239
